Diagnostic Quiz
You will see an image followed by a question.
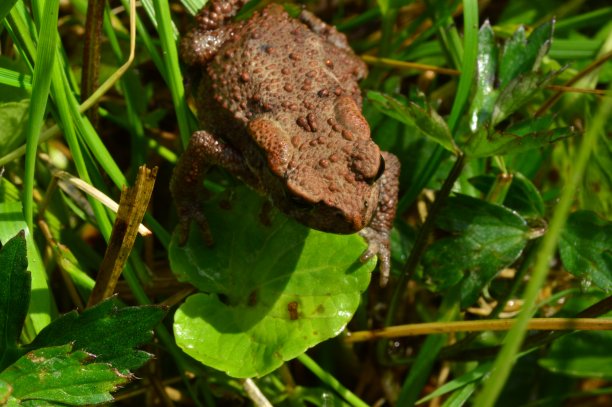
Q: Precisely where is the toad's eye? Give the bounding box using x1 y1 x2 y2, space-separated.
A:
367 155 385 185
290 195 315 209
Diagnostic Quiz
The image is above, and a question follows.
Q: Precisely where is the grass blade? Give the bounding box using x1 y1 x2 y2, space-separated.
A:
22 0 59 232
151 0 192 147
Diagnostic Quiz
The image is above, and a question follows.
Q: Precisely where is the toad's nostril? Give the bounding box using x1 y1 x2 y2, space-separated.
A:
372 155 385 183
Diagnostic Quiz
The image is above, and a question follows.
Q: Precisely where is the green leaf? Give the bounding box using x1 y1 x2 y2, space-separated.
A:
0 0 18 22
368 91 458 154
498 21 554 88
491 70 561 126
440 382 477 407
464 120 576 158
422 195 530 307
0 231 30 371
539 331 612 379
0 190 55 335
464 20 560 142
498 25 528 88
0 100 28 157
170 187 374 377
559 211 612 292
27 298 166 372
469 172 545 218
524 20 555 72
469 20 498 132
0 344 127 405
503 114 555 136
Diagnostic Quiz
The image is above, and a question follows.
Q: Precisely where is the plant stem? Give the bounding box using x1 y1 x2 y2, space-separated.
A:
441 293 612 362
347 318 612 342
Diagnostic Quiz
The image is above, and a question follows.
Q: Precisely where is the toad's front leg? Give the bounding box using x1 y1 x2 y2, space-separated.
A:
170 130 258 245
359 151 401 286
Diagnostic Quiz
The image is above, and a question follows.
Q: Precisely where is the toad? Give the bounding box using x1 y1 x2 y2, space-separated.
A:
171 0 400 285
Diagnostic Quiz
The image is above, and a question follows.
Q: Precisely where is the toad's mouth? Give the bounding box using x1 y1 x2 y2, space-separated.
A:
280 187 379 235
297 206 365 234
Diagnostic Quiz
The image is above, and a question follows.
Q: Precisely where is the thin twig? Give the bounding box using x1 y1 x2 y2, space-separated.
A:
361 55 608 96
361 55 461 76
536 50 612 116
346 318 612 342
52 171 151 236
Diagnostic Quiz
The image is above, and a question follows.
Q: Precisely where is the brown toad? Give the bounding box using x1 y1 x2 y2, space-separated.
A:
171 0 400 285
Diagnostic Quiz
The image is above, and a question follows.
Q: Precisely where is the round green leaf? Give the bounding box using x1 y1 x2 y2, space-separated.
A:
170 187 374 378
423 194 530 307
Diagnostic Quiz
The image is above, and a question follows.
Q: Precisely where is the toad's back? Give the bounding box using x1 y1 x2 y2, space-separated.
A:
199 4 367 133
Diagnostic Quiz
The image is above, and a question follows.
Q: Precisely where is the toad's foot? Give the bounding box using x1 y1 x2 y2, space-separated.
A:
360 151 400 286
359 227 392 286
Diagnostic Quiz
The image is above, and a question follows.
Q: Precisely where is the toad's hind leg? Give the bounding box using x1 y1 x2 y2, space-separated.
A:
359 151 401 286
170 130 257 245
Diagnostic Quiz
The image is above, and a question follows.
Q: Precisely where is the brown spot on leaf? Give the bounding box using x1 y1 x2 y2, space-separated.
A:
248 290 258 306
288 301 299 320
